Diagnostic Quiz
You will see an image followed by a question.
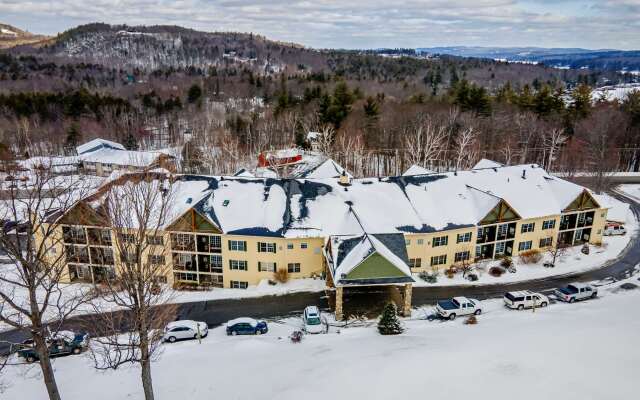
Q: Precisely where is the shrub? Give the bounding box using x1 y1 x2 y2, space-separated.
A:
419 268 439 283
465 315 478 325
377 303 403 335
273 268 289 283
500 257 513 268
519 249 542 264
489 266 505 277
445 267 456 279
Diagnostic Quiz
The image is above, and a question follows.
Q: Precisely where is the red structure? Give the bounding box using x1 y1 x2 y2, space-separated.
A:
257 150 302 167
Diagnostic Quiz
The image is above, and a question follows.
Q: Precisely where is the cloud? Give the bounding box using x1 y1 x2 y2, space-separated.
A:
1 0 638 49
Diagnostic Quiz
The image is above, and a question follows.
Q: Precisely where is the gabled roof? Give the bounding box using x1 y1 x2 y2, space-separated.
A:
328 233 414 286
473 159 504 169
76 138 126 155
78 148 167 167
290 156 351 179
403 164 434 176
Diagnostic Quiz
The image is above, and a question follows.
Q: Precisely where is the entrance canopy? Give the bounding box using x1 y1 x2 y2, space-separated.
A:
326 233 414 286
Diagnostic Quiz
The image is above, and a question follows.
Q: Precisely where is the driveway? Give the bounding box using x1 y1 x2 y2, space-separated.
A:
1 191 638 356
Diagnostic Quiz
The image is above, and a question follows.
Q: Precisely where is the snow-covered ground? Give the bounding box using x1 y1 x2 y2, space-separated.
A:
617 184 640 203
3 271 640 400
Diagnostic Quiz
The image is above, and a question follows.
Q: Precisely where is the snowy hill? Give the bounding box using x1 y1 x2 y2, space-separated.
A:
0 23 50 49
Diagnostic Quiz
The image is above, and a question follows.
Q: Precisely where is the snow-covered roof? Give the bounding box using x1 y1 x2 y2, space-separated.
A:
291 157 350 179
403 165 434 176
593 193 630 223
73 163 600 238
79 148 167 167
328 233 414 286
233 168 255 178
76 138 126 155
473 159 504 169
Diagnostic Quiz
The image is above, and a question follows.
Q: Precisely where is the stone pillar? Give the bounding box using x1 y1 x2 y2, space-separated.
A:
402 283 412 317
335 286 344 321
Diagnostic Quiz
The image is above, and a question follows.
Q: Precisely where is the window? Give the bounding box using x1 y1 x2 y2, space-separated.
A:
120 251 136 263
147 235 163 245
477 227 484 239
257 242 276 253
300 243 308 249
542 219 556 230
405 239 411 246
287 243 294 250
229 260 248 271
172 233 193 250
456 232 472 243
409 258 422 268
177 253 192 266
539 237 553 248
119 233 136 243
495 241 506 256
174 272 197 282
209 255 223 272
417 239 424 245
148 255 165 265
207 235 221 249
518 241 532 251
454 251 470 262
228 240 247 252
430 254 447 266
288 263 301 273
520 223 535 233
497 224 508 237
258 261 276 272
432 236 448 247
230 281 248 289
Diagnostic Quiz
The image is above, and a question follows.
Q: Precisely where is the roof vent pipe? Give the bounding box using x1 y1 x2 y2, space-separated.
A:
522 169 526 179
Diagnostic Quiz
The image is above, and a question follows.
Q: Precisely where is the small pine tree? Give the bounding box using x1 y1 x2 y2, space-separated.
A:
377 302 403 335
65 123 81 153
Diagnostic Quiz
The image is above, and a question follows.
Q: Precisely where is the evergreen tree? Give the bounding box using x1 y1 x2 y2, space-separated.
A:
187 84 202 104
65 123 81 152
124 132 138 150
378 302 403 335
570 84 592 119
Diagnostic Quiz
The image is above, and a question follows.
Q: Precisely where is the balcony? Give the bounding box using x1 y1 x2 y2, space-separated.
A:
62 226 86 245
171 233 195 252
87 228 112 246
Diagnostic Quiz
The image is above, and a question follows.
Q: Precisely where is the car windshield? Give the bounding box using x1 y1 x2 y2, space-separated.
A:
306 316 321 325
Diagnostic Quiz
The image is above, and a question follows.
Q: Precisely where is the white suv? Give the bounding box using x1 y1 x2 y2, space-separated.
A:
604 224 626 236
164 320 208 343
504 291 549 310
302 306 324 334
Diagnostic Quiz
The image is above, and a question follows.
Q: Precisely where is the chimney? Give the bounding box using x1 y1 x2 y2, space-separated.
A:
338 170 351 186
521 169 526 179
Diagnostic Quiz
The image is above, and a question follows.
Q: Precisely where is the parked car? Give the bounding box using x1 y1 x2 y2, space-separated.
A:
554 283 598 303
226 318 268 335
604 224 626 236
302 306 324 334
504 291 549 310
164 320 208 343
17 331 89 363
436 296 482 320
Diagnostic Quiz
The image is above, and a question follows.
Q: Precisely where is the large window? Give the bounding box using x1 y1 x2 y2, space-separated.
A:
454 251 470 263
542 219 556 230
409 258 422 268
171 233 194 251
287 263 301 273
63 226 86 244
520 223 535 233
258 261 276 272
497 224 508 237
257 242 276 253
518 241 533 251
539 237 553 248
230 281 248 289
228 240 247 252
432 236 448 247
229 260 248 271
456 232 472 243
495 241 506 256
430 254 447 266
118 233 136 244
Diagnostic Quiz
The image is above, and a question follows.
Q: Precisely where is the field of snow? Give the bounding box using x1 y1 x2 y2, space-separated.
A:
3 272 639 400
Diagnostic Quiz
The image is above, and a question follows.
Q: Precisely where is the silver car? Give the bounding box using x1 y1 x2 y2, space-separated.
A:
163 320 208 343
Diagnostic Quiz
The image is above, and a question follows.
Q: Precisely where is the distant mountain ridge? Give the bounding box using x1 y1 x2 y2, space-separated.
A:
418 46 640 73
9 22 327 72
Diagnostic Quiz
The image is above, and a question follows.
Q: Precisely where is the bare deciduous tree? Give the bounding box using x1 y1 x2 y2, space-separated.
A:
86 172 178 400
0 164 92 400
453 127 479 170
544 128 568 171
404 116 446 169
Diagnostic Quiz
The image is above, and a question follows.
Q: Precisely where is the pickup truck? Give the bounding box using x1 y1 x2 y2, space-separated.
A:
436 296 482 320
554 283 597 303
17 331 89 363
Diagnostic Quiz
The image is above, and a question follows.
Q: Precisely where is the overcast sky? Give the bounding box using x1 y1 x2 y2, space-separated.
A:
1 0 639 50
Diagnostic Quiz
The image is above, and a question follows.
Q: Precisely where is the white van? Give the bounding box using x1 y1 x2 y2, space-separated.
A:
503 291 549 310
604 224 626 236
